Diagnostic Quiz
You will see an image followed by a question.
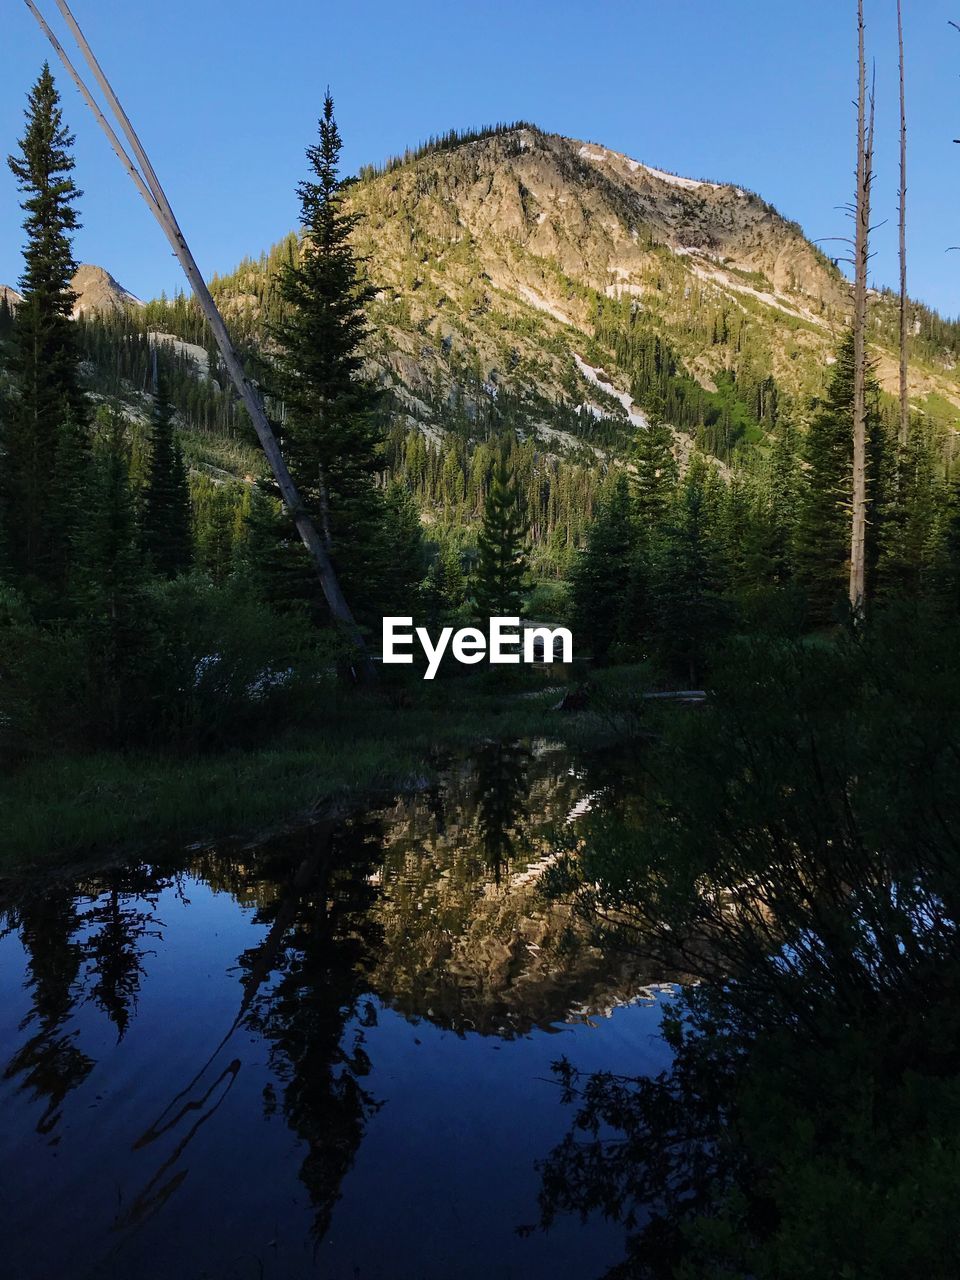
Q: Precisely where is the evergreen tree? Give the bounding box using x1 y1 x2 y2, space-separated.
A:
242 483 318 615
141 380 193 578
272 93 382 609
471 455 528 618
3 65 86 594
633 418 677 534
0 294 14 344
570 472 636 662
421 541 466 627
877 419 944 600
795 333 882 623
768 414 802 581
378 480 426 616
71 412 150 745
654 457 728 685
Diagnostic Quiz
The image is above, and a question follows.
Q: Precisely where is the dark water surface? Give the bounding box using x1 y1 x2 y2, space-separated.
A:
0 741 672 1280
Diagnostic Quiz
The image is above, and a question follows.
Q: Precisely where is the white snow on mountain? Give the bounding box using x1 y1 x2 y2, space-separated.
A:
574 354 650 430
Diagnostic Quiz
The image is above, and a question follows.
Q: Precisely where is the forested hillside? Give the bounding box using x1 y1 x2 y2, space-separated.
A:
17 121 959 591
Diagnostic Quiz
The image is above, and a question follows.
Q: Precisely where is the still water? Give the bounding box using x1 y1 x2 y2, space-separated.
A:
0 741 672 1280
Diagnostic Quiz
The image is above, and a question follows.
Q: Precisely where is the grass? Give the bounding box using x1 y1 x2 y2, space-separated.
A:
0 665 646 874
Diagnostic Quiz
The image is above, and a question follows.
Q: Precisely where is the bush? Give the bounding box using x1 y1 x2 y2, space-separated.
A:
142 574 329 750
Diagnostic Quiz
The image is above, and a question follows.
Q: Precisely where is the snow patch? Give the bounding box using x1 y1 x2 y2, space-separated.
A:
640 164 721 192
574 354 650 430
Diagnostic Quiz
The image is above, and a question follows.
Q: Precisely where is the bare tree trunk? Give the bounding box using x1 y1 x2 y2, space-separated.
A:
28 0 375 680
898 0 910 447
850 0 873 614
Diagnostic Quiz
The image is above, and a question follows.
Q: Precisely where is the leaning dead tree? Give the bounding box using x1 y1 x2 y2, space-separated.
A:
24 0 375 679
898 0 910 447
850 0 875 613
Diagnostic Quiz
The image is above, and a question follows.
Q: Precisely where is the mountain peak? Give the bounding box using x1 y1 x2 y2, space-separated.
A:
70 264 142 317
0 266 141 318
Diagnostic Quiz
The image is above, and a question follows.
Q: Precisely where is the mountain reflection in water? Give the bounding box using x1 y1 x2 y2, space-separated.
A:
0 741 673 1280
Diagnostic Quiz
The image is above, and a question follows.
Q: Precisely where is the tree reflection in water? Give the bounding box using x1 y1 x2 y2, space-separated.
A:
2 866 169 1134
231 818 386 1243
473 740 532 884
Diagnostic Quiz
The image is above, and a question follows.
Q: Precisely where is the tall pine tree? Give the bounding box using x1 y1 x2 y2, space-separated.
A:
471 455 528 618
4 65 86 597
141 377 193 578
272 93 382 610
570 471 636 662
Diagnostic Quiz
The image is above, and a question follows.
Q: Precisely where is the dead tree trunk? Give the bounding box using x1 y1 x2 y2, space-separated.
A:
850 0 874 614
898 0 909 447
27 0 375 680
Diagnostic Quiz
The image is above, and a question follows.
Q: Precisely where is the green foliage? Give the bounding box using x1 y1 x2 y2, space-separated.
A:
3 64 86 595
378 480 427 616
420 539 467 626
69 411 152 746
652 457 729 683
471 454 528 618
794 332 884 622
141 378 193 578
143 575 326 751
540 606 960 1278
570 472 636 662
272 93 383 607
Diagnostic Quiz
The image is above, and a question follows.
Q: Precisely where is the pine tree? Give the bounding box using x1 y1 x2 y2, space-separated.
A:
471 456 528 619
72 412 149 745
877 420 943 600
3 65 86 596
570 471 635 662
795 332 882 624
421 541 466 627
242 482 319 615
378 480 426 616
633 418 677 534
768 414 802 581
0 294 14 343
653 456 728 685
272 92 382 608
141 380 193 578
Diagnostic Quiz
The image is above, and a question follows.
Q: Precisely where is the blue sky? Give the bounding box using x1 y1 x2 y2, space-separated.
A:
2 0 959 316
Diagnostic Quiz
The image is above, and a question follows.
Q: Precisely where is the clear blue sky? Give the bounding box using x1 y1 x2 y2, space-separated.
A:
2 0 959 316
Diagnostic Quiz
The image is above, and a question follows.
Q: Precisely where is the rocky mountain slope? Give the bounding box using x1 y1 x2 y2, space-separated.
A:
8 125 960 468
204 125 960 465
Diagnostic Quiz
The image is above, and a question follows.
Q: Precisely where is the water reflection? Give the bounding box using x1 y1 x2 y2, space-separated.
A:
4 866 170 1135
0 741 667 1280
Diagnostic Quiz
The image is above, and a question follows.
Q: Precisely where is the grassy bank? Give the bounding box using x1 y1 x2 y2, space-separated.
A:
0 666 646 872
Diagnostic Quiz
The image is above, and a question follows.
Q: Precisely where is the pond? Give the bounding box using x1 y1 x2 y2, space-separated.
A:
0 741 674 1280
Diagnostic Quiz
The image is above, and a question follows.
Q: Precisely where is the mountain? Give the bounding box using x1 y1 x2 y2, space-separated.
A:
69 264 143 317
205 124 960 465
25 124 960 482
0 264 141 317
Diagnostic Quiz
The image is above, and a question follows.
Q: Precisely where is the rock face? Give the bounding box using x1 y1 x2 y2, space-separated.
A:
0 267 141 319
69 264 142 317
